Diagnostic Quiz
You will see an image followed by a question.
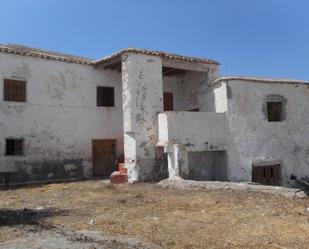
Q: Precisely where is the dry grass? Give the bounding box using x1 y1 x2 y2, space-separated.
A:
0 180 308 248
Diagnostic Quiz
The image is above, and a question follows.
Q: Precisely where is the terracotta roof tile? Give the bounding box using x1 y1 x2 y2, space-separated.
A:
94 47 220 65
0 44 93 65
0 44 220 66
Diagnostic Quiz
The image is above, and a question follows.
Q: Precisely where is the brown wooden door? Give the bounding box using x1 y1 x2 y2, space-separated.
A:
252 165 280 186
92 139 117 176
163 92 174 111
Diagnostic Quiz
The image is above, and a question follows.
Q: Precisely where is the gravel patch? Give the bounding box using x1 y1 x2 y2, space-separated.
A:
0 225 160 249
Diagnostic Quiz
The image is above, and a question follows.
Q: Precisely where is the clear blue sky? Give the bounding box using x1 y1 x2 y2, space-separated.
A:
1 0 308 79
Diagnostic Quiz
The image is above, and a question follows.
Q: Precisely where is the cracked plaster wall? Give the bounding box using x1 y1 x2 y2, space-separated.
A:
121 53 164 182
216 80 309 186
0 53 123 183
162 71 214 112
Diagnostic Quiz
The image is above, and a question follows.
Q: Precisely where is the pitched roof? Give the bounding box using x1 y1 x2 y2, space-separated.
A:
0 44 220 66
0 44 93 65
93 47 220 65
210 76 309 86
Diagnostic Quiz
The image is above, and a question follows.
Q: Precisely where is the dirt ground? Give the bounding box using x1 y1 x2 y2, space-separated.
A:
0 180 308 249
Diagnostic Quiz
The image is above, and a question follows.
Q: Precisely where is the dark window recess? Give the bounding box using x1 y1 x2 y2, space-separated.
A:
6 139 24 156
97 86 114 107
267 102 282 122
163 92 174 111
4 79 26 102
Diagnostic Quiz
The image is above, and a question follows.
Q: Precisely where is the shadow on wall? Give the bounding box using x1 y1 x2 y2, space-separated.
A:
188 151 228 181
0 208 69 227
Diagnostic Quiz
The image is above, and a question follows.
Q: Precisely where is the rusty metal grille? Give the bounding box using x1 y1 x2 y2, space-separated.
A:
4 79 26 102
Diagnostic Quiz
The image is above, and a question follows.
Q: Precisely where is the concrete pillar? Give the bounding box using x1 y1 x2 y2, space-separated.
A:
167 143 189 179
121 53 163 182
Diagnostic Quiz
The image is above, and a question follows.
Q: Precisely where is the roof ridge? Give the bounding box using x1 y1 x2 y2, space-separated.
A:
0 43 220 66
6 43 92 60
94 47 220 65
210 76 309 86
0 44 94 65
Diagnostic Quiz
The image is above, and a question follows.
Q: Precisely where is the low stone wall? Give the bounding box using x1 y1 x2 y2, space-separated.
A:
0 158 91 186
158 178 307 199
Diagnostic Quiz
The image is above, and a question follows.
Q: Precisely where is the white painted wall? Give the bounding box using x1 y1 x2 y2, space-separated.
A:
182 71 210 111
3 49 306 187
213 81 228 113
163 75 185 111
159 70 222 181
158 111 226 152
162 71 214 112
121 53 164 182
0 51 217 184
0 52 123 182
223 80 309 186
157 111 226 180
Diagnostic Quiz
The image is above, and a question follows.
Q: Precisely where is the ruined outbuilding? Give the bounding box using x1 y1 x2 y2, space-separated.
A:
0 44 308 186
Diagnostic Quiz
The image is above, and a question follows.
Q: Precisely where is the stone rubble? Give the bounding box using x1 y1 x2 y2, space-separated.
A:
157 178 307 199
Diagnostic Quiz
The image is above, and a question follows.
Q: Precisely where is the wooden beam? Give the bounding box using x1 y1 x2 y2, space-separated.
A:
162 58 211 72
163 67 185 76
163 67 177 74
94 57 121 69
104 62 121 71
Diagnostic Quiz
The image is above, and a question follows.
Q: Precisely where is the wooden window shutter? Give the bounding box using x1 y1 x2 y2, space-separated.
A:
97 86 114 107
267 102 282 122
5 139 24 156
4 79 26 102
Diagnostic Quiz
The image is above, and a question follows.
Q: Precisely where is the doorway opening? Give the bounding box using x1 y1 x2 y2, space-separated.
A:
252 164 280 186
92 139 117 176
163 92 174 111
188 151 228 181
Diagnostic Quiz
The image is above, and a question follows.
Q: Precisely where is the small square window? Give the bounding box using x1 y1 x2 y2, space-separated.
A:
5 138 24 156
97 86 114 107
267 102 282 122
4 79 26 102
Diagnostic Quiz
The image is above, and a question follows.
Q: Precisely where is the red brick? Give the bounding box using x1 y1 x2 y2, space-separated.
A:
110 171 128 184
118 163 128 174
